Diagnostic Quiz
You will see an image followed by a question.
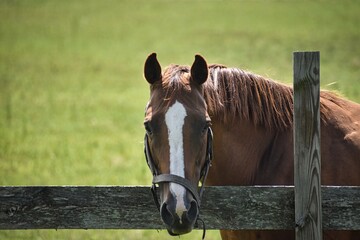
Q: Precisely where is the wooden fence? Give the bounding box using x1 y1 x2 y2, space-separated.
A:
1 52 359 240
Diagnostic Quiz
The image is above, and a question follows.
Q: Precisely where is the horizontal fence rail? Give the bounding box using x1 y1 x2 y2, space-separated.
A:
0 186 359 230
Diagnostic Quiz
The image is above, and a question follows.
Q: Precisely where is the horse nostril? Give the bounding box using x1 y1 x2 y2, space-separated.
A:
186 200 199 222
160 202 175 226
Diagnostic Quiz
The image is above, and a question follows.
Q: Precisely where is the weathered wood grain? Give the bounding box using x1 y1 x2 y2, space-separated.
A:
0 186 359 230
293 51 322 240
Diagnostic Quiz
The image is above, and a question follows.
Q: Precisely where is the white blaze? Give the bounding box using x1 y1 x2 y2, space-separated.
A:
165 101 187 218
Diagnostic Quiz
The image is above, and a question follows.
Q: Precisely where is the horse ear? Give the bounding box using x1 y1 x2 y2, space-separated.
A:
191 54 208 85
144 53 162 84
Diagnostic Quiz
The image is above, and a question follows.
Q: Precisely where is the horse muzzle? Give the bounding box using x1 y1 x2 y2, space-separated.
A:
160 189 199 235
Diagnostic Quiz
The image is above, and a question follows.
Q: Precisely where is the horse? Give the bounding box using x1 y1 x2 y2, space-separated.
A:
143 53 360 240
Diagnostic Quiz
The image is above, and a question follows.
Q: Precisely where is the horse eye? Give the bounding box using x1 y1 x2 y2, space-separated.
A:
144 122 153 135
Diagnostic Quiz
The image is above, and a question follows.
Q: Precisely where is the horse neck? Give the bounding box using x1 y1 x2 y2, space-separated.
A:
207 118 278 186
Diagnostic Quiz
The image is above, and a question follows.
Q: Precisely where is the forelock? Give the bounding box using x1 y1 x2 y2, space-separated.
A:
162 65 191 91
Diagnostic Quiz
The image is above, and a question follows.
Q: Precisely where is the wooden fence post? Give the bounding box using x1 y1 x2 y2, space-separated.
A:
293 51 322 240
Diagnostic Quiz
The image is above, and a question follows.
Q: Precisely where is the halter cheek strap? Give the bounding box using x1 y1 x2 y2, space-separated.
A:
144 134 157 176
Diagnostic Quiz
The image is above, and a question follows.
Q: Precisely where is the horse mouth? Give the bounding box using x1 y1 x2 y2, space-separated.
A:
166 225 193 236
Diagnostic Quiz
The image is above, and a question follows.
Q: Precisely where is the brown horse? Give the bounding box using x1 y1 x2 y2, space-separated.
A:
143 53 360 240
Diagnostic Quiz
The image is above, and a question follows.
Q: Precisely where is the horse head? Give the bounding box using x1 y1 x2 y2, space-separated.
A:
143 53 212 236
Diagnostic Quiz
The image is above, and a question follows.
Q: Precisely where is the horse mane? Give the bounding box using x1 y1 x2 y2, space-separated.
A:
204 65 294 129
161 64 337 131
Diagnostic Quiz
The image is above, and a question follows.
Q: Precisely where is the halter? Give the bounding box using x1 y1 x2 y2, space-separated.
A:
144 127 213 238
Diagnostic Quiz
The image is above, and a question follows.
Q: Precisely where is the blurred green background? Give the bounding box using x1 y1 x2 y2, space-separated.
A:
0 0 359 239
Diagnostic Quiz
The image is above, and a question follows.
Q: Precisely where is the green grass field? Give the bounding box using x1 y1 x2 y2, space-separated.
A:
1 0 359 239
